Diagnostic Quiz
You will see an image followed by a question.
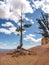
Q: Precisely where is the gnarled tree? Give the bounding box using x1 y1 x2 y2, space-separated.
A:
37 12 49 45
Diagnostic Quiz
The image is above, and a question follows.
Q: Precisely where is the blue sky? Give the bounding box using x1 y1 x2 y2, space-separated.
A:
0 0 49 49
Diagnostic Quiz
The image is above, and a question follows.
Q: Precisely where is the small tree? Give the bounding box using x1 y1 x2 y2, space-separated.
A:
16 7 32 50
37 12 49 45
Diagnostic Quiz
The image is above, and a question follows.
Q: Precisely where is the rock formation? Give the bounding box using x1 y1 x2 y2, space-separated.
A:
41 37 49 45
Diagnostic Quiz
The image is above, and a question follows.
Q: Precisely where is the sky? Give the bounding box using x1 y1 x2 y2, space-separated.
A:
0 0 49 49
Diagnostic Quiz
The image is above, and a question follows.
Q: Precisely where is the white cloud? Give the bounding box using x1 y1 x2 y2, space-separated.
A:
0 22 17 35
2 22 14 27
0 27 17 35
30 19 34 24
24 34 42 43
9 0 33 14
32 0 49 13
27 34 35 37
0 0 34 22
0 28 11 34
17 22 21 26
17 22 24 26
0 0 49 22
9 27 16 33
24 16 34 24
0 0 34 35
0 21 26 35
0 1 11 19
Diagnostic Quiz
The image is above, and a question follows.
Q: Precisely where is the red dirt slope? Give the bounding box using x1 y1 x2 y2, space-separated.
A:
0 44 49 65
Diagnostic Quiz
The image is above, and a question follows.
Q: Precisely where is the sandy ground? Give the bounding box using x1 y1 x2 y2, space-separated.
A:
0 44 49 65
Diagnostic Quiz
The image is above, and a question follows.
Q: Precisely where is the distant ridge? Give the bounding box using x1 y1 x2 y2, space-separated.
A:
0 49 12 52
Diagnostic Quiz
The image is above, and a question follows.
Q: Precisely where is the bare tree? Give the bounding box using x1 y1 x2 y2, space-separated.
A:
37 12 49 45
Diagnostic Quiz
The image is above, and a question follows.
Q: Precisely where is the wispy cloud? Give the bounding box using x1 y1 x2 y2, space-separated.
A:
0 0 34 21
0 22 17 34
0 0 34 35
32 0 49 13
0 21 26 35
24 17 34 24
0 28 11 34
2 22 14 27
24 34 42 43
0 0 49 22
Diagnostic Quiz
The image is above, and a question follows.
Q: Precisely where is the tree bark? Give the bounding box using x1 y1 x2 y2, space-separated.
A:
19 7 23 48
